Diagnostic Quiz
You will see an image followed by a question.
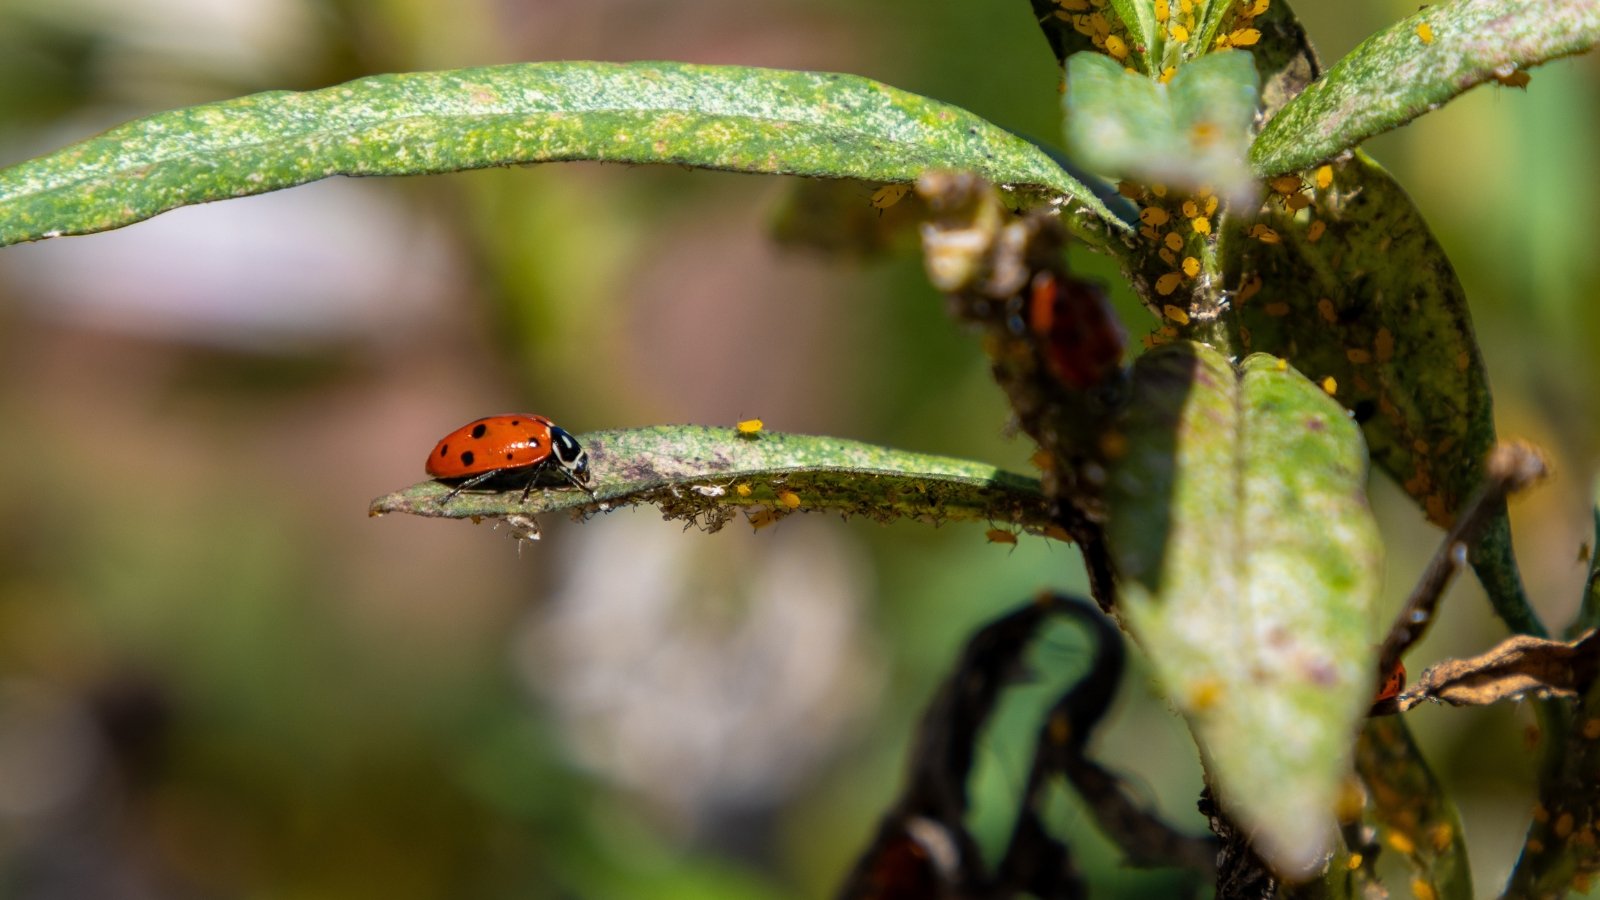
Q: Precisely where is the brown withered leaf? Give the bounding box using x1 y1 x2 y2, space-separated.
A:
1396 631 1600 712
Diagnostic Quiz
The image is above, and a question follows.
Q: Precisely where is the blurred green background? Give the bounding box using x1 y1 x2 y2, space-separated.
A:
0 0 1594 897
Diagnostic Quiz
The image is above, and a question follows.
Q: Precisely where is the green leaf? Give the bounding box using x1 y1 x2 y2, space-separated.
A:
1354 717 1473 900
1251 0 1600 176
0 60 1122 249
1104 342 1383 879
1221 151 1540 635
1064 49 1260 203
370 426 1058 538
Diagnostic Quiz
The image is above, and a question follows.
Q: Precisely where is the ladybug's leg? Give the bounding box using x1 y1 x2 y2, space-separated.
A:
441 469 502 502
559 466 597 498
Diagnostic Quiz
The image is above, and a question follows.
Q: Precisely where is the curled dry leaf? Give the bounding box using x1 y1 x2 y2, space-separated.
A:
1395 631 1600 712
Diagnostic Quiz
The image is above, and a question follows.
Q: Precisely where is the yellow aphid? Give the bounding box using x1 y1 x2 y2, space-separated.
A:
1322 376 1338 395
1163 303 1190 324
1215 33 1232 50
1150 183 1169 198
1164 231 1185 251
1124 66 1139 75
1191 216 1212 235
1140 206 1172 226
1140 225 1162 242
1182 256 1200 277
1178 0 1194 13
1412 879 1436 900
1106 34 1129 60
1159 248 1178 265
1315 164 1334 189
1204 194 1218 215
1347 854 1364 871
735 483 752 498
1230 28 1262 46
1317 297 1337 323
1158 325 1178 338
1247 0 1270 15
1307 219 1327 242
777 489 802 510
1285 192 1312 211
736 417 764 436
748 509 779 530
1155 0 1170 24
1169 23 1190 42
1248 223 1280 243
1238 273 1263 301
1159 66 1177 83
986 528 1019 546
1181 199 1200 218
870 184 909 210
1155 272 1185 295
1117 180 1144 199
1275 357 1288 372
1269 174 1302 195
1416 21 1434 44
1187 676 1222 711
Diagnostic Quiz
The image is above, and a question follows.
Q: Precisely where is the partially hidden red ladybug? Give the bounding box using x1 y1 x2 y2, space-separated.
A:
1026 269 1125 391
1374 660 1407 705
425 414 593 501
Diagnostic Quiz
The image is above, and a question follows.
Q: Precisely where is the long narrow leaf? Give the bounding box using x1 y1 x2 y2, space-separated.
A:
0 61 1122 248
1251 0 1600 176
371 426 1058 537
1104 342 1383 879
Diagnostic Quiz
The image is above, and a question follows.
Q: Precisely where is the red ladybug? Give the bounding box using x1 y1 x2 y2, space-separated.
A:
425 414 593 501
1026 269 1125 391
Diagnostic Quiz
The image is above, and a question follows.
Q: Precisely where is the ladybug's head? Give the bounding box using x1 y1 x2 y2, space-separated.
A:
549 426 591 485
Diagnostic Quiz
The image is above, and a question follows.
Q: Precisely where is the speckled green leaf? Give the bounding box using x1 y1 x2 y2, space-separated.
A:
0 61 1120 248
1251 0 1600 176
1354 717 1473 900
1104 342 1382 879
1221 151 1540 635
370 426 1057 539
1064 50 1259 202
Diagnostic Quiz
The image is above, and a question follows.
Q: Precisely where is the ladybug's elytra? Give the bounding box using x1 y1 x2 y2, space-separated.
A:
1026 269 1125 391
1374 661 1406 705
425 414 593 501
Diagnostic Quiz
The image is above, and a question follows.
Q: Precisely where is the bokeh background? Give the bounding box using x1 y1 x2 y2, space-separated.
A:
0 0 1595 897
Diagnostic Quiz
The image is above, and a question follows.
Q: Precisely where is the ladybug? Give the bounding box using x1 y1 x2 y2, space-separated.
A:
425 414 593 502
1026 269 1125 391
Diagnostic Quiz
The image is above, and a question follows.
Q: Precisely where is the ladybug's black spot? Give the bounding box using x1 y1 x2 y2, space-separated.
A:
511 420 520 426
471 423 488 439
460 450 476 467
505 452 515 460
439 444 449 457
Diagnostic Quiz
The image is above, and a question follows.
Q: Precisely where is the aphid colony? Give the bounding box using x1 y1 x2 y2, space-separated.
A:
1048 0 1272 86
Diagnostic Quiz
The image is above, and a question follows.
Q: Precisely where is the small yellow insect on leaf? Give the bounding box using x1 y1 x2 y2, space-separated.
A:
1248 223 1280 243
1285 192 1312 211
1416 21 1434 44
1275 357 1288 371
1238 273 1263 302
1191 216 1212 235
1150 183 1168 198
986 528 1018 546
1164 231 1184 251
736 417 764 436
1315 164 1334 190
1347 853 1364 871
1154 0 1170 23
1140 206 1171 227
1155 272 1185 296
870 184 909 210
1229 28 1261 46
1493 65 1531 88
1307 219 1327 242
1181 199 1199 218
735 483 752 498
1322 376 1338 395
1117 180 1144 199
1105 34 1129 60
777 489 801 510
1159 248 1177 265
1411 879 1436 900
1163 303 1190 324
1159 66 1177 83
1168 23 1190 42
1248 0 1270 16
1268 174 1301 196
1181 256 1200 277
749 509 779 530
